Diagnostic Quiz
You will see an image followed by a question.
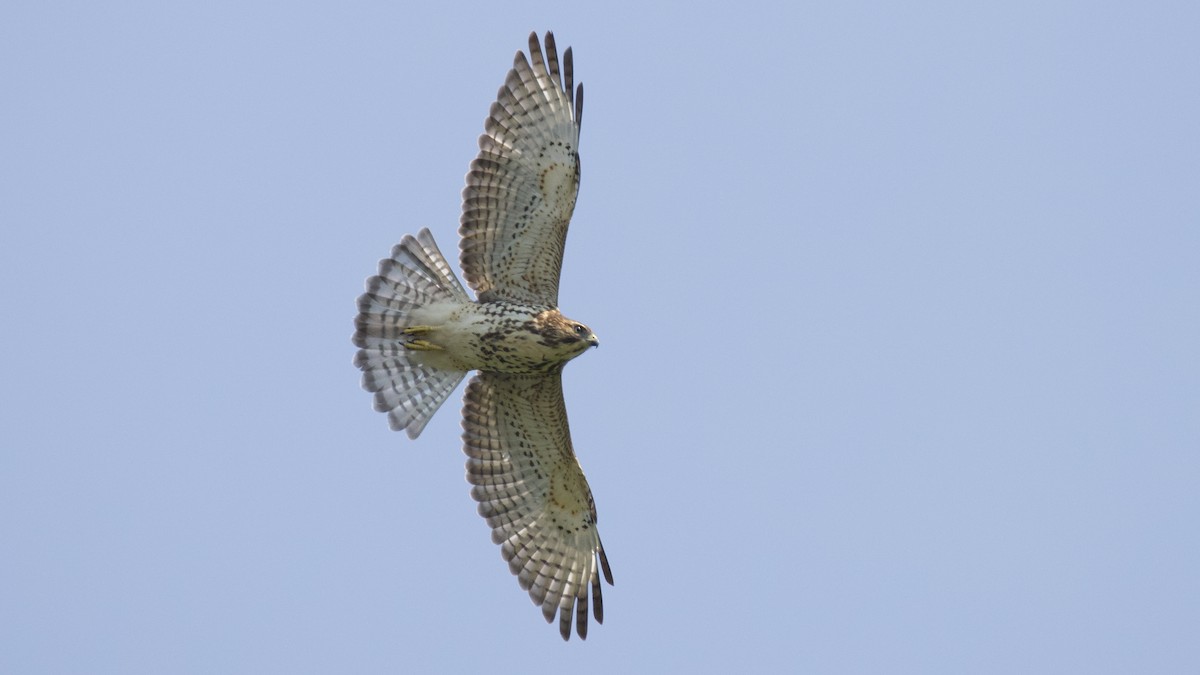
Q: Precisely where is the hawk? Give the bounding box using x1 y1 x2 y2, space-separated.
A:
353 32 612 640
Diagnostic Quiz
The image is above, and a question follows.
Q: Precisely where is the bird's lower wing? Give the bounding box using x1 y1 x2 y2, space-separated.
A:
461 370 612 640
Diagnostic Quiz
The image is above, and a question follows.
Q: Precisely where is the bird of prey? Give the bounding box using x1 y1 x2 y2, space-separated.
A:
353 32 612 640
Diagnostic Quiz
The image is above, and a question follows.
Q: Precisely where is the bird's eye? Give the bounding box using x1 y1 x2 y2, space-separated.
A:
573 324 586 334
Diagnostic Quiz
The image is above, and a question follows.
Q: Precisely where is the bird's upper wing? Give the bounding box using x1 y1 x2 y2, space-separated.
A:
462 370 612 640
459 31 583 307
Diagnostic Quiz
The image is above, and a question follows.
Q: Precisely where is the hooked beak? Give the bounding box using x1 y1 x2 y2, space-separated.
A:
588 335 600 348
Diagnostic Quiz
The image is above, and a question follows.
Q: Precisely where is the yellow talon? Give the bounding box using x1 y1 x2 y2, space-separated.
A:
404 339 443 351
403 325 435 335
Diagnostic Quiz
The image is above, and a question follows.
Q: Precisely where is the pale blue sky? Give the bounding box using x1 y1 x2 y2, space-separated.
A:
2 1 1198 673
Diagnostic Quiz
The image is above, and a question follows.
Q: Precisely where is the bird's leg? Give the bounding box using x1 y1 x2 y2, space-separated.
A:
402 325 444 351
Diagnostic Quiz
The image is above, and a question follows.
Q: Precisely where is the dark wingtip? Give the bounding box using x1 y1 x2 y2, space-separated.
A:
576 596 589 639
593 575 604 624
598 541 613 585
559 607 571 641
576 82 584 128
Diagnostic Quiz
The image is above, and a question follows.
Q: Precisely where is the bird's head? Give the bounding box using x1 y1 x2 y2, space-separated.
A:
534 310 599 360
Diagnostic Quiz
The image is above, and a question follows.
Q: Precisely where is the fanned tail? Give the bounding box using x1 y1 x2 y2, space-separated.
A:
353 228 470 438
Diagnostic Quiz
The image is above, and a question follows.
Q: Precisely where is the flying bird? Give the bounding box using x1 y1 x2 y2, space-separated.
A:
353 31 612 640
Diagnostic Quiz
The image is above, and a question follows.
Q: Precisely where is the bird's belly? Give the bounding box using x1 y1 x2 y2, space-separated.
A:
408 302 561 374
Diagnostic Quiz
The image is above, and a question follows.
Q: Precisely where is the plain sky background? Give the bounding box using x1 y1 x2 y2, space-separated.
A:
2 1 1198 672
